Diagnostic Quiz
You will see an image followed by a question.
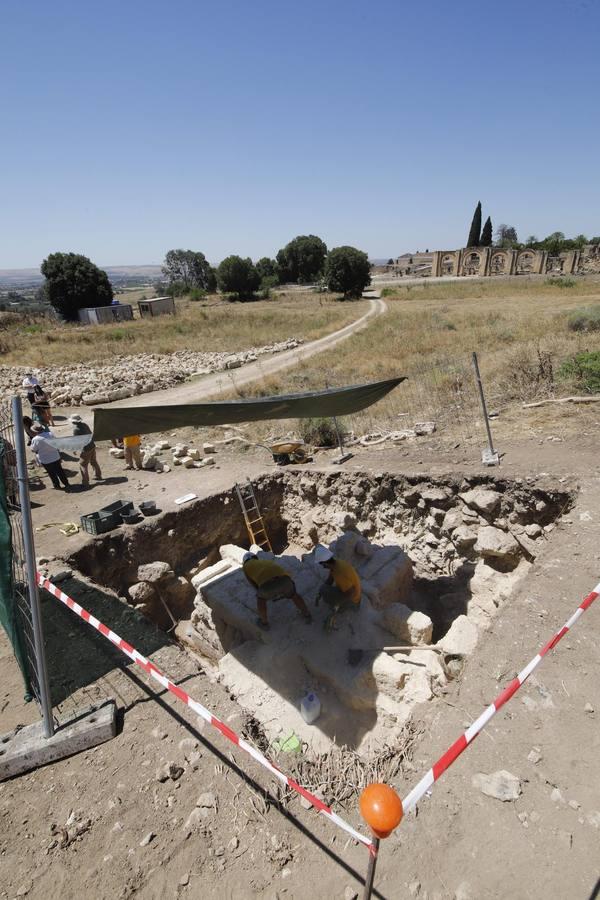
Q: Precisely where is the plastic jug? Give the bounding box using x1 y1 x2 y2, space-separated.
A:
300 692 321 724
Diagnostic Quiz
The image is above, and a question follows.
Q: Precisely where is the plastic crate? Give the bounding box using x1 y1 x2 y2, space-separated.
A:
80 511 118 535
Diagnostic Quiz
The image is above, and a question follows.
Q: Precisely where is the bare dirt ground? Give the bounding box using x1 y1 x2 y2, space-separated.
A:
1 414 600 899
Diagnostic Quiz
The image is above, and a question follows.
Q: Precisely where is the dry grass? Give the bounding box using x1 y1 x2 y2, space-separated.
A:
0 292 367 366
217 278 600 442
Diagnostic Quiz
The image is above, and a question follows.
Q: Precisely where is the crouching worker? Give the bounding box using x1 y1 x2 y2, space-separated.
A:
242 551 312 631
314 545 361 630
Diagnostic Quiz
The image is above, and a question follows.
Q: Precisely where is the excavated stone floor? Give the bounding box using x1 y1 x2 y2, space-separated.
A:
65 470 574 759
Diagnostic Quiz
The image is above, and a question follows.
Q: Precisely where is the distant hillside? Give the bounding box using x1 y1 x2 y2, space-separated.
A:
0 265 162 289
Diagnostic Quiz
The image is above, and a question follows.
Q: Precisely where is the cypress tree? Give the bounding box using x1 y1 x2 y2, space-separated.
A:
480 216 493 247
467 201 482 247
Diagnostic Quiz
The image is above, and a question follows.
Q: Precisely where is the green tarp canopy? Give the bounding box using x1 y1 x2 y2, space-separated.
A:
93 376 406 442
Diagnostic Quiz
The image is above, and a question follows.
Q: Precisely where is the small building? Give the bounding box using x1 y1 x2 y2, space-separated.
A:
137 296 175 318
78 304 134 325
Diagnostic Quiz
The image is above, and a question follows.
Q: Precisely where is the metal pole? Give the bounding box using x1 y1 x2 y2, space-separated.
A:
362 837 380 900
333 416 344 456
471 351 495 457
11 396 54 737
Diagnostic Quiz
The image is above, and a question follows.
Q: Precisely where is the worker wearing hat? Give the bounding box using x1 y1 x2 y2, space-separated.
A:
242 551 312 630
70 414 102 487
313 545 361 630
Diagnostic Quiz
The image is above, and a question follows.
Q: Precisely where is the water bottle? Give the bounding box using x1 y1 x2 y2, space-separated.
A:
300 692 321 724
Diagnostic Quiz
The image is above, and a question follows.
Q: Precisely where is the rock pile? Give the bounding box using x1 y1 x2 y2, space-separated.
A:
0 338 303 406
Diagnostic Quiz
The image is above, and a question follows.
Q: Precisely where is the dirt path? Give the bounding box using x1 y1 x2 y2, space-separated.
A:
103 296 386 409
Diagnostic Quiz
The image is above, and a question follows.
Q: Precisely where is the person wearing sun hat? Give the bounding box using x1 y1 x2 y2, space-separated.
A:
70 414 102 487
30 424 71 491
313 544 361 630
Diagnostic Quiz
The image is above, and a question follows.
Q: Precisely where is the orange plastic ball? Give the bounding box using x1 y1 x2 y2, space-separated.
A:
359 783 403 838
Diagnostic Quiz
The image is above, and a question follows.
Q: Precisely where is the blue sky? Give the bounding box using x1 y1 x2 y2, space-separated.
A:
1 0 599 268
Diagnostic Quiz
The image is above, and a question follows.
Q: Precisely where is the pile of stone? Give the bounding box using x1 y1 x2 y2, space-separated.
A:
0 338 303 406
108 438 220 474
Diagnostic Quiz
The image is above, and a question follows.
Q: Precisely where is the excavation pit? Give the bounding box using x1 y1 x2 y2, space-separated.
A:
69 470 574 758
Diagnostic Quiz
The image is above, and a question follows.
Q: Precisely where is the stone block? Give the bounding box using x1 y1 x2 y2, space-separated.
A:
203 443 216 454
475 526 520 563
129 581 156 604
439 615 479 655
380 604 433 645
137 561 173 583
181 456 195 468
460 488 502 516
191 559 234 590
219 544 246 565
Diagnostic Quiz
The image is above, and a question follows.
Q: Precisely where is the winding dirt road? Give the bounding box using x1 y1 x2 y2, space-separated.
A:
105 296 386 409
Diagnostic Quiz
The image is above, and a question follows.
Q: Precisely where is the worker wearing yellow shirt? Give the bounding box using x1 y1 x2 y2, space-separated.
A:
314 545 361 630
242 552 312 631
123 434 143 471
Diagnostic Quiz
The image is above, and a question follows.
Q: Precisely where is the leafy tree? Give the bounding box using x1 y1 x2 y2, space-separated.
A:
495 224 519 248
40 252 113 321
162 249 214 294
255 257 278 281
276 235 327 283
539 231 565 255
386 258 394 265
480 216 493 247
216 256 260 299
525 235 539 247
466 201 482 247
325 246 371 298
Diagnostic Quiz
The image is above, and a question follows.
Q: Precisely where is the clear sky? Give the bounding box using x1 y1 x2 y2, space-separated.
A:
1 0 599 269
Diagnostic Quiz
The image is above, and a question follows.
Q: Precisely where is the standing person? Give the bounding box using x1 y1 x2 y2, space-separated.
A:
30 425 71 491
22 416 36 445
24 379 54 427
242 551 312 630
123 434 143 470
70 415 102 487
313 545 361 630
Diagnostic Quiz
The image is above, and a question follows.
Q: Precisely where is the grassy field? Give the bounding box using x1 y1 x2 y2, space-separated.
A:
0 292 367 366
218 277 600 442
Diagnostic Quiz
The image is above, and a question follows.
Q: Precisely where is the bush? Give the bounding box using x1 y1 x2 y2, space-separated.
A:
40 252 113 321
188 287 208 301
567 305 600 332
545 277 576 288
299 417 339 447
558 351 600 394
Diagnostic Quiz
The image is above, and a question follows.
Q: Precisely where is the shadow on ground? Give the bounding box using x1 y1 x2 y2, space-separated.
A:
39 575 170 706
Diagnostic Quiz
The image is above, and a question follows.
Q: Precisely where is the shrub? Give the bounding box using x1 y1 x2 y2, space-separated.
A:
567 305 600 332
188 287 208 302
299 417 339 447
545 277 576 288
558 351 600 394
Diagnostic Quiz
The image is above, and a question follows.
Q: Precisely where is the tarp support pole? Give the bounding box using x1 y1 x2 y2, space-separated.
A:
11 397 54 738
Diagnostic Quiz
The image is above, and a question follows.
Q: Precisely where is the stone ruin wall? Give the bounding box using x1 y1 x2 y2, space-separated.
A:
389 244 600 278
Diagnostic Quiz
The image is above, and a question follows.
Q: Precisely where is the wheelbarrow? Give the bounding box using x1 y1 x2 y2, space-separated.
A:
267 440 311 466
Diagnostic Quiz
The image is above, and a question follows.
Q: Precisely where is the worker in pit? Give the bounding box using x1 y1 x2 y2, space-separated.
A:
313 545 361 630
242 551 312 631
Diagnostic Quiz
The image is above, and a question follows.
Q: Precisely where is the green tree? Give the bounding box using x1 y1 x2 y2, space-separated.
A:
495 224 519 248
540 231 566 255
325 246 371 298
216 256 260 299
480 216 493 247
276 235 327 283
162 249 214 294
255 257 278 280
466 201 482 247
525 235 539 247
40 252 113 321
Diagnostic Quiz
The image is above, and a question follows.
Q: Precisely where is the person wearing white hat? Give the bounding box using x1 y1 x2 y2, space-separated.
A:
30 425 71 491
70 414 102 487
314 545 361 630
242 551 312 630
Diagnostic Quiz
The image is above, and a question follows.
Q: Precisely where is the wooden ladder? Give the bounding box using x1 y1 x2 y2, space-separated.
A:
235 480 272 552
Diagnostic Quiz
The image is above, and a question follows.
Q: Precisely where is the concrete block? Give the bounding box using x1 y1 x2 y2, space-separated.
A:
0 701 117 781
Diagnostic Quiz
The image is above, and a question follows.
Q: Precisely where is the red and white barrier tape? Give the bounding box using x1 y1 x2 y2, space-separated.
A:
37 574 375 852
401 582 600 814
